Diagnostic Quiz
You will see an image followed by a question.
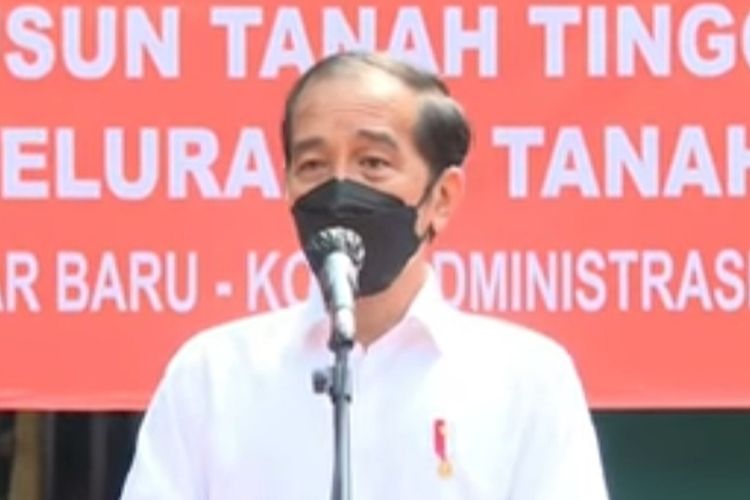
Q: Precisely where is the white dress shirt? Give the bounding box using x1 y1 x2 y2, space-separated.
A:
120 271 609 500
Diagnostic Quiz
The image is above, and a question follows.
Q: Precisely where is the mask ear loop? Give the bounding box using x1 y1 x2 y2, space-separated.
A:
414 171 443 243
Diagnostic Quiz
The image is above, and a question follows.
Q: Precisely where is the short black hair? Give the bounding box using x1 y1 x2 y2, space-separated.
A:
281 52 471 179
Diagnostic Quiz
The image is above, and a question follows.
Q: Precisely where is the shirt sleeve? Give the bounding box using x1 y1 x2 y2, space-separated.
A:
119 341 209 500
506 352 610 500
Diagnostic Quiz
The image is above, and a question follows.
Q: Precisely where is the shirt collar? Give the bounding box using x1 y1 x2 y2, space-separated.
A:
300 267 452 354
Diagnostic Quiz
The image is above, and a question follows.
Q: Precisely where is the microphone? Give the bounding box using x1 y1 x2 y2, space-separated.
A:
305 227 365 342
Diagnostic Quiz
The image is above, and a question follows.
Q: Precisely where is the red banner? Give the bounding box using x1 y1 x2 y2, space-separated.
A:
1 0 749 409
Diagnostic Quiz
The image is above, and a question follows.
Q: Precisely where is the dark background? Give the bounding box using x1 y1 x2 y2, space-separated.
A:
1 411 749 499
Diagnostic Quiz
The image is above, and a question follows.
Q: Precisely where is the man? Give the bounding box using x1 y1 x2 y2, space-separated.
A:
120 52 609 500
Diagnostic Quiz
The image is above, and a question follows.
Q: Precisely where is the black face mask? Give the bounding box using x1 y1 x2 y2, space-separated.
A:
291 179 432 296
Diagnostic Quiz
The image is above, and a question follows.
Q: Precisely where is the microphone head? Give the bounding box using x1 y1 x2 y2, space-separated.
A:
305 226 365 276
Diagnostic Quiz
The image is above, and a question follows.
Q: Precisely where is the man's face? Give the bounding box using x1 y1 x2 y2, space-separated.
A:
285 67 434 222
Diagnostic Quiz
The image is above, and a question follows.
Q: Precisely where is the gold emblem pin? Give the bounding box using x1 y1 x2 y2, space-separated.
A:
434 419 453 479
438 459 454 478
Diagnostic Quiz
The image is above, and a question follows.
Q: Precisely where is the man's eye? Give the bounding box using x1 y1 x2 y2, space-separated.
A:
360 157 390 169
296 160 324 172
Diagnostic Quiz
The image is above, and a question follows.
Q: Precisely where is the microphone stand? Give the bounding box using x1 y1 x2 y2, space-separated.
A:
306 227 363 500
312 317 354 500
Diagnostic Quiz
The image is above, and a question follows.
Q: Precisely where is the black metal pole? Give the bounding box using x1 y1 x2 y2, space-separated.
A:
313 331 354 500
330 345 352 500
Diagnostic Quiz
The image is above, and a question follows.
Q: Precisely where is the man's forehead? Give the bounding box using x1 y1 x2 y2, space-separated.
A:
291 127 401 157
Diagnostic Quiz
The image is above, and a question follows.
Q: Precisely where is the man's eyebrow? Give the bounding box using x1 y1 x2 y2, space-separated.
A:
291 137 325 158
356 129 400 151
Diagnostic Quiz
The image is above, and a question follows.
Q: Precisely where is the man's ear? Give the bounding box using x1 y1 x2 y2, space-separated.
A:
426 166 465 238
283 166 292 202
